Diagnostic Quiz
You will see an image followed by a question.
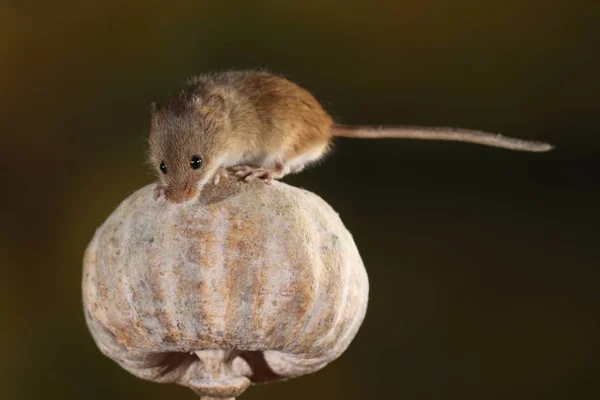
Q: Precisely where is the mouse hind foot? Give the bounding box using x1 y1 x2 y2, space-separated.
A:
229 163 291 184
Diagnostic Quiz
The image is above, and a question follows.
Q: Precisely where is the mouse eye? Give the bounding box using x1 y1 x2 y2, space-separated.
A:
190 155 202 170
159 161 167 174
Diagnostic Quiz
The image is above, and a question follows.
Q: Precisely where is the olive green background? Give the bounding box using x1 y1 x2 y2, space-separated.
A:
1 1 598 399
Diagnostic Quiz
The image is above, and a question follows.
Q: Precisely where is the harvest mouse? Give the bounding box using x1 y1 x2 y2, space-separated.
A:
149 70 553 203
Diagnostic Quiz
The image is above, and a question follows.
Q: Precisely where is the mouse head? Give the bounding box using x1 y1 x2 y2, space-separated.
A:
148 93 228 203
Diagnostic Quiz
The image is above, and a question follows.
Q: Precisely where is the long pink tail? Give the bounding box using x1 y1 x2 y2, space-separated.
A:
332 124 554 152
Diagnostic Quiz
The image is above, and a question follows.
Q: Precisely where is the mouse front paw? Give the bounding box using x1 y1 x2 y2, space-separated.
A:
154 184 167 201
213 167 230 185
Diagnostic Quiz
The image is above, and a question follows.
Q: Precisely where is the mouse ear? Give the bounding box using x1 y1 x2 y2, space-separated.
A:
150 101 159 114
199 94 226 117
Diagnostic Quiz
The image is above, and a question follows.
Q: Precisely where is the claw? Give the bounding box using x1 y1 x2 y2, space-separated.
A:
243 169 270 182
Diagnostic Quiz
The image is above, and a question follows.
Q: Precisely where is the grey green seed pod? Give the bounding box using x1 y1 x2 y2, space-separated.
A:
82 180 369 399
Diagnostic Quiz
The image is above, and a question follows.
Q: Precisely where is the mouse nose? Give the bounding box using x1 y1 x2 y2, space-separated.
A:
166 186 198 204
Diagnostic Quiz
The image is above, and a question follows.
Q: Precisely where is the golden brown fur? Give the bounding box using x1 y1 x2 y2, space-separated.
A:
149 70 553 203
149 71 333 203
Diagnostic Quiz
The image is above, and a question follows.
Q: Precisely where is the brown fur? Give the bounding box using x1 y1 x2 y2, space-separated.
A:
149 71 332 203
149 70 553 203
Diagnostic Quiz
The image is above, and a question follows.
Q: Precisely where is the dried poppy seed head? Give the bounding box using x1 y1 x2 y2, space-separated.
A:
82 180 369 399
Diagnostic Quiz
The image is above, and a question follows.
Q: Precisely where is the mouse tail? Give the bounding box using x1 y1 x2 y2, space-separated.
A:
331 124 554 152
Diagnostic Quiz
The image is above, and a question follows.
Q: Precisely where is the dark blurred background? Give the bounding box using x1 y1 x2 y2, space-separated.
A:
1 1 599 399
